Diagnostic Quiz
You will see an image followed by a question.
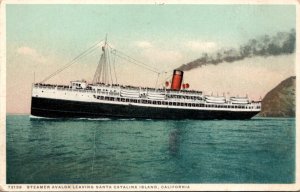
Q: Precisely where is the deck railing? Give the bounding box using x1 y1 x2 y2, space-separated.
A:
93 95 261 110
33 83 261 109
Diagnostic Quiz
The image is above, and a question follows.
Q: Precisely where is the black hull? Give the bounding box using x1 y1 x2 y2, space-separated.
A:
31 97 259 120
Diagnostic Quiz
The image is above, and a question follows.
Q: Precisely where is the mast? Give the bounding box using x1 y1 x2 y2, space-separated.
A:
92 34 110 84
92 35 163 87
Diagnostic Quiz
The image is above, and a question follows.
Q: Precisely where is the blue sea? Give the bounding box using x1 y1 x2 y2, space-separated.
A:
6 115 295 184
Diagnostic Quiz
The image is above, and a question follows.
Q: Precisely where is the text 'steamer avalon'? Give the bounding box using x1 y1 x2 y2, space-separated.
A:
31 38 261 119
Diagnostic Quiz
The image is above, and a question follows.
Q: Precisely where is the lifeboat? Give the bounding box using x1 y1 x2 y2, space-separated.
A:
147 93 165 100
205 99 226 104
204 96 225 104
205 96 225 100
204 95 226 104
230 97 249 104
120 89 140 98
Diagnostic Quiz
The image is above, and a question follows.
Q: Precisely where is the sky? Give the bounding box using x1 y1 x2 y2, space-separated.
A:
6 4 296 114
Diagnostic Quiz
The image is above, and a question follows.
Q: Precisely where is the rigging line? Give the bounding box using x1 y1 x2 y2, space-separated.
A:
107 47 114 84
102 50 107 83
96 49 103 83
111 49 118 84
101 49 105 83
100 51 105 83
104 47 108 83
109 51 114 84
103 49 107 83
114 53 159 74
41 40 104 83
98 52 104 83
42 45 100 83
161 71 173 82
102 35 108 83
155 73 160 89
41 44 100 83
116 51 159 73
156 71 173 88
107 44 160 73
93 52 104 84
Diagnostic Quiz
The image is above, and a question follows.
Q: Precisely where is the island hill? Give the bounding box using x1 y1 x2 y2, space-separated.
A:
259 76 296 117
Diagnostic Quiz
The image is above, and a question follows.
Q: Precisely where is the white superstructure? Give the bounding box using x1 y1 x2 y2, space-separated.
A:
32 81 261 112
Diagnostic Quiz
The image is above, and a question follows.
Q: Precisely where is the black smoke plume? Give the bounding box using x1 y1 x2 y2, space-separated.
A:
177 29 295 71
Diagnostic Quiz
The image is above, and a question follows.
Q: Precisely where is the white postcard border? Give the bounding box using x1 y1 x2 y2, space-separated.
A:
0 0 299 191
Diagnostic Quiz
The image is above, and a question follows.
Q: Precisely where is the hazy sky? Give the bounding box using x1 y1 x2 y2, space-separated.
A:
6 4 296 114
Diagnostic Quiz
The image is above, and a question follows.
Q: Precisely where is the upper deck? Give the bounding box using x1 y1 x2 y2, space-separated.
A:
33 81 261 110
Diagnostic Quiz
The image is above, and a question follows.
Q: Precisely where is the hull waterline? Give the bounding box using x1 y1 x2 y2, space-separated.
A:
31 97 259 120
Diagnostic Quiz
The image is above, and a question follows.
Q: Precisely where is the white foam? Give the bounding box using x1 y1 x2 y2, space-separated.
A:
87 118 112 121
29 115 55 119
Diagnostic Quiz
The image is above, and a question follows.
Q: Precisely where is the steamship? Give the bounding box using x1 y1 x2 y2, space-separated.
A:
31 39 261 119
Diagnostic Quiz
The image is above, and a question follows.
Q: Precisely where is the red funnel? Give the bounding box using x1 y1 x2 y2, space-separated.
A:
171 70 184 91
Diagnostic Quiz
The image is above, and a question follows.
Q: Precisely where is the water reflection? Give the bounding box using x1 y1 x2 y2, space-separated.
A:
168 121 187 157
169 128 180 156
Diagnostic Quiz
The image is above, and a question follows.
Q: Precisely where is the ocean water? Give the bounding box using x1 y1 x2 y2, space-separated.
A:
6 115 295 184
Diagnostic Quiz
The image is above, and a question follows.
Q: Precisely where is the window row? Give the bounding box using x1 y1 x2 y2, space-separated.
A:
94 95 260 109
